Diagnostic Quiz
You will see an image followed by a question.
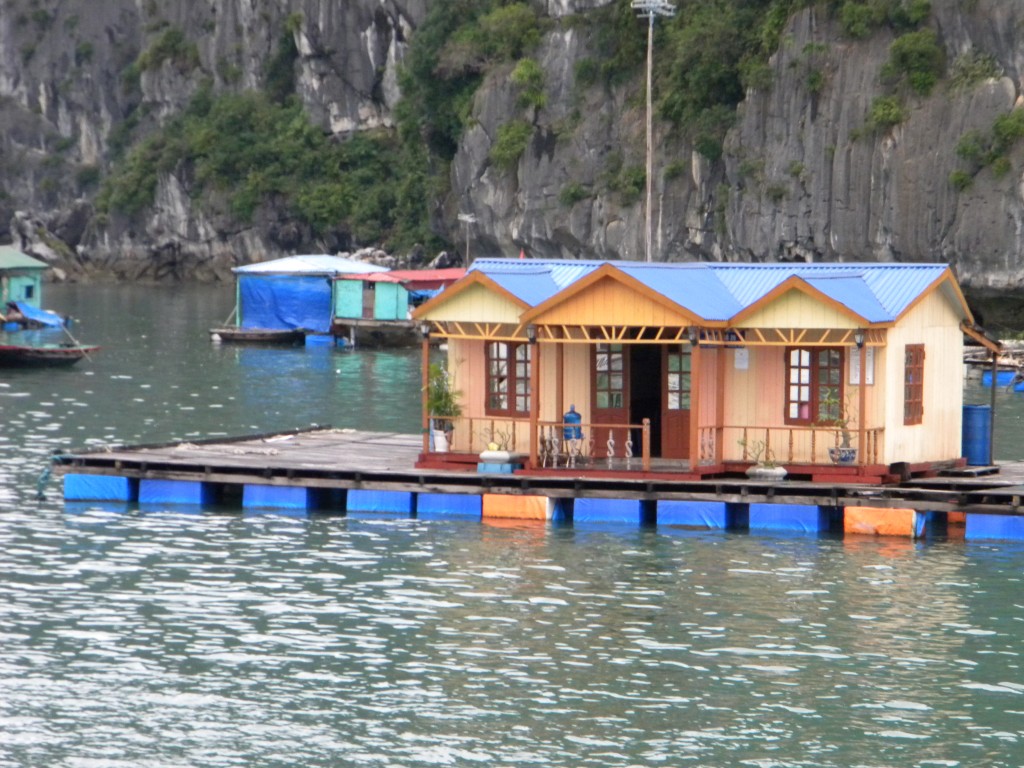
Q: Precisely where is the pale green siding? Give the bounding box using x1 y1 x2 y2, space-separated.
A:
374 282 408 320
334 280 364 319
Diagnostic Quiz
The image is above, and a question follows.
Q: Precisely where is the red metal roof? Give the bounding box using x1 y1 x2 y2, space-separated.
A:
335 268 466 290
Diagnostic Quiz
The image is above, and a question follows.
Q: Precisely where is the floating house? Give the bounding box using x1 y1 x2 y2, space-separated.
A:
228 255 387 335
0 245 47 308
331 268 465 346
0 246 69 330
413 259 998 483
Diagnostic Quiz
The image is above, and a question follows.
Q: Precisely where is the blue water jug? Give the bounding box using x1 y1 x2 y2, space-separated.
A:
563 405 582 440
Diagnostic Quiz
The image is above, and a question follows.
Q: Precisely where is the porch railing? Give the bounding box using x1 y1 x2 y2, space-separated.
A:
704 424 884 466
429 415 882 469
428 415 653 469
538 419 652 470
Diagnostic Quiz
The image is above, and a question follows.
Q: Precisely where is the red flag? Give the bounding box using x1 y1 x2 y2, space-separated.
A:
519 249 525 259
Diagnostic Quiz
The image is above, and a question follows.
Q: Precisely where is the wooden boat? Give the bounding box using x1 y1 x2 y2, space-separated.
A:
209 327 306 344
0 342 99 367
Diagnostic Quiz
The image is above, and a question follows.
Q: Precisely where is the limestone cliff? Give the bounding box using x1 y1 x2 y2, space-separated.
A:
1 0 1023 323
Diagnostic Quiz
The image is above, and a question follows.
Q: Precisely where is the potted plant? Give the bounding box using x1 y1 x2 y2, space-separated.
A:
426 361 462 452
818 391 856 465
738 437 787 481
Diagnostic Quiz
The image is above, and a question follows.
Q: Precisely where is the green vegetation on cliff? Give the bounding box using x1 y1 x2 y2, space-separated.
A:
99 0 947 251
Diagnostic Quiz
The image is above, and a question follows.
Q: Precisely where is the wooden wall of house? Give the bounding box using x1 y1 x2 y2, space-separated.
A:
334 280 363 319
427 284 523 323
880 291 965 464
373 282 408 321
535 277 692 327
0 272 42 307
739 289 860 329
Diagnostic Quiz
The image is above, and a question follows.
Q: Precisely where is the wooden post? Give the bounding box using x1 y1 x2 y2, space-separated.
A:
556 336 564 421
421 333 431 456
858 342 867 466
990 349 998 465
715 348 727 465
689 340 701 466
642 418 651 472
529 340 540 469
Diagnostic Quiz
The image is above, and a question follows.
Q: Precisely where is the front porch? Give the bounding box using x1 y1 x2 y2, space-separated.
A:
417 413 903 484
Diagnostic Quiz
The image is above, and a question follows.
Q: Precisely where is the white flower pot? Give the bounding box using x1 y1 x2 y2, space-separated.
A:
432 429 449 453
746 465 787 481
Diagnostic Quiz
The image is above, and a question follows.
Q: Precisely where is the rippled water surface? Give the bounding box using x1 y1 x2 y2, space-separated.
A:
3 284 1024 767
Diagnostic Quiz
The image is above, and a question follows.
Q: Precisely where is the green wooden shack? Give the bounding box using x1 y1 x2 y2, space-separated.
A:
0 245 48 308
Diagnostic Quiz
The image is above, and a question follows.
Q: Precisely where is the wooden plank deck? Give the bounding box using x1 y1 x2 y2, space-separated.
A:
51 427 1024 515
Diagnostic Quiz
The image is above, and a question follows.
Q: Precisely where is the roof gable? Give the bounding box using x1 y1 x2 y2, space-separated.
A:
412 270 528 322
522 264 701 326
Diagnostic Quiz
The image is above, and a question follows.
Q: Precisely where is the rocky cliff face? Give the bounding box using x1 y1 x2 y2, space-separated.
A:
1 0 1023 322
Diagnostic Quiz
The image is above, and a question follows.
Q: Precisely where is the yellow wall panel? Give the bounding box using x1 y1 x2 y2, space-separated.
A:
535 278 691 327
738 289 860 329
423 283 523 324
879 291 963 464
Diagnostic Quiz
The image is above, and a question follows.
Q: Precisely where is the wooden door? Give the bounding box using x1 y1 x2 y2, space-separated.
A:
662 345 691 459
591 343 628 459
361 285 375 318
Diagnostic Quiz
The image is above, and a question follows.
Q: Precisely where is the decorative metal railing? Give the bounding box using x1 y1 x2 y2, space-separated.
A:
537 419 652 470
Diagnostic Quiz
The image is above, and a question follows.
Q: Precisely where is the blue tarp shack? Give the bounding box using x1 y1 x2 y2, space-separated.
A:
232 255 387 333
0 246 47 309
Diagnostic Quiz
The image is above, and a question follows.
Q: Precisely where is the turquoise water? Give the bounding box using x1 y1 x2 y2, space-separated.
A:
2 284 1024 766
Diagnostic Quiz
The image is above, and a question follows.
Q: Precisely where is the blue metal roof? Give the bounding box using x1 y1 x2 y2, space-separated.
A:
470 260 602 306
469 259 954 323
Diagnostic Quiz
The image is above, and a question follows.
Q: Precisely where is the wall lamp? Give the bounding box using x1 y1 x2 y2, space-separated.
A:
854 329 865 349
419 321 432 339
687 326 700 346
526 324 538 344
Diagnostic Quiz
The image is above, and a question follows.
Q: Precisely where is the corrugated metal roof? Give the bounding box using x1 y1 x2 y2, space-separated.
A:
233 255 388 275
470 260 601 305
804 275 890 322
0 246 48 271
469 258 954 323
336 268 465 284
619 264 742 320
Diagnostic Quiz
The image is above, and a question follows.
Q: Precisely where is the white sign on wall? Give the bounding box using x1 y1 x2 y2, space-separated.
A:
849 347 874 385
734 348 749 370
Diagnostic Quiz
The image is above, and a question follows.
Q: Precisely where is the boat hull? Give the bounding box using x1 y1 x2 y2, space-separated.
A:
209 327 306 344
0 344 99 367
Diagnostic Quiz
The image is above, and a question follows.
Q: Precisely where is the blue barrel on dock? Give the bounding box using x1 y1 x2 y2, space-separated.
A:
962 404 992 466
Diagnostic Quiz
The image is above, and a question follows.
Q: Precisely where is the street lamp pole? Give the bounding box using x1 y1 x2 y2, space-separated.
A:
631 0 674 263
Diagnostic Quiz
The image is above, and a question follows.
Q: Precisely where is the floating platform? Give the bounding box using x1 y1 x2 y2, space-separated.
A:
50 427 1024 541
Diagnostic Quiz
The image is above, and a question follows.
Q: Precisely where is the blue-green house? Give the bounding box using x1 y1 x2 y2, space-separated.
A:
331 268 465 347
333 268 466 322
0 245 47 308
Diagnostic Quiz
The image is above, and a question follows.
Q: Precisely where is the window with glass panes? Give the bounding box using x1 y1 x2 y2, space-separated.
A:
785 347 843 424
666 346 691 410
594 343 625 408
486 341 531 415
904 344 924 425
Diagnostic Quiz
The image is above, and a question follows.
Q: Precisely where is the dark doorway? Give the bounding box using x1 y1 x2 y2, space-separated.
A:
630 345 662 457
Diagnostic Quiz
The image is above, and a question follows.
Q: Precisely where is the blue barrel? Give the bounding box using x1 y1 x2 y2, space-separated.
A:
962 404 992 466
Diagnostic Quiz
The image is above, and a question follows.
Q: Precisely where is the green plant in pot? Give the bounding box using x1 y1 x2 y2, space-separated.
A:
738 436 787 480
426 361 462 452
818 390 856 464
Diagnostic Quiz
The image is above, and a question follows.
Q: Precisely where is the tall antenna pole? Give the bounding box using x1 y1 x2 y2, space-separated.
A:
631 0 674 263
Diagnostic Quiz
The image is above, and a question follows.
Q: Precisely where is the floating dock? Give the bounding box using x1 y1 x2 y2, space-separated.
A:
51 427 1024 541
